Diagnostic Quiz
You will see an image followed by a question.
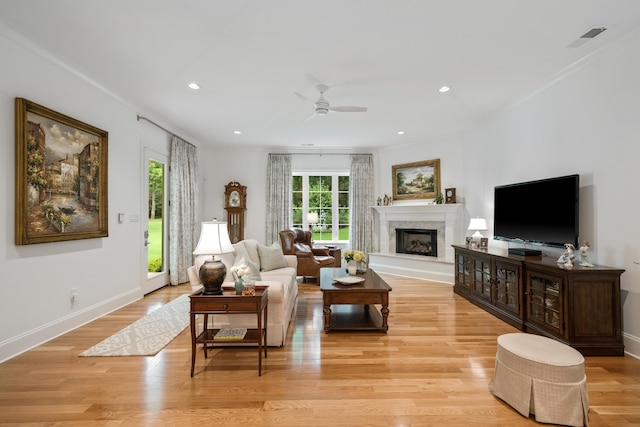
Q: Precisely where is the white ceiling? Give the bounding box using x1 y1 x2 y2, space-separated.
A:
2 1 640 150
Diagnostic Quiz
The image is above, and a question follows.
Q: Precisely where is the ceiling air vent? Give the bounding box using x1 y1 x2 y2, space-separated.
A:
567 27 607 48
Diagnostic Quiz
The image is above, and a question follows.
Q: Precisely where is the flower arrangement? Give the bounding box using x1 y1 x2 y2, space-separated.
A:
230 263 251 281
343 250 366 263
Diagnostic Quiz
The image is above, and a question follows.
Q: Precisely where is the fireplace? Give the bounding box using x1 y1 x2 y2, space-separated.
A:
396 228 438 257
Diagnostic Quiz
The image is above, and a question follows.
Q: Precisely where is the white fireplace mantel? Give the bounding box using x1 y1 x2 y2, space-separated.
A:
370 203 465 282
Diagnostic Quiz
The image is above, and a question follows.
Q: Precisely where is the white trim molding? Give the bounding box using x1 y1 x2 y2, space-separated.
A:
0 290 140 363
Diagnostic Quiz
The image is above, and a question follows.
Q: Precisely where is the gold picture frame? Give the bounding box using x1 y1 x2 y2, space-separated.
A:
392 159 441 201
15 98 108 245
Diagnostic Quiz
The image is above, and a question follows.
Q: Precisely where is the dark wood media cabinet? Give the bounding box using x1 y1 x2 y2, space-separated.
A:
453 245 625 356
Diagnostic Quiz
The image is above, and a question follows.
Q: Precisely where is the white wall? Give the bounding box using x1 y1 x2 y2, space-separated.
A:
197 147 273 243
0 25 175 361
376 134 466 209
197 149 362 245
461 29 640 357
373 29 640 357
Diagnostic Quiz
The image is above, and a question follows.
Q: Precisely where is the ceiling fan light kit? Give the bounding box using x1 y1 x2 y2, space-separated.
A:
295 84 368 120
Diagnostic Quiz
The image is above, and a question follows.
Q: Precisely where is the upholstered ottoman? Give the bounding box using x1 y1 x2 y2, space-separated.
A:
490 333 589 427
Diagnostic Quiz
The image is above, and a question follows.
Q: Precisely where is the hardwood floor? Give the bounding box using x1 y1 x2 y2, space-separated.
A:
1 275 639 426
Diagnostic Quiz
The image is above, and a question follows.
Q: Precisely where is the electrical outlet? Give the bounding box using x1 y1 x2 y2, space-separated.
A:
71 288 78 303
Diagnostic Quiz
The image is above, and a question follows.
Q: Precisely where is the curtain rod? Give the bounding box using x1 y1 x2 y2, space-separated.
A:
270 152 370 156
136 115 196 148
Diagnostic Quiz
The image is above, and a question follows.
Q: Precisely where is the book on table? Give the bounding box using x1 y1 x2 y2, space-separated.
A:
214 328 247 340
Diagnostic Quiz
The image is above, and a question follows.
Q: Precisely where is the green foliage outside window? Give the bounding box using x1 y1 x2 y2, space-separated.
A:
293 174 349 241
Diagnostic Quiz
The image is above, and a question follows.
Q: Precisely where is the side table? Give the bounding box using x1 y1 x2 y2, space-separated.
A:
327 247 342 268
189 287 268 377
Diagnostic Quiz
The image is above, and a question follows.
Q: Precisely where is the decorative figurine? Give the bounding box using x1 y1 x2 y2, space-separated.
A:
580 241 594 267
557 243 576 269
564 243 576 259
377 197 382 206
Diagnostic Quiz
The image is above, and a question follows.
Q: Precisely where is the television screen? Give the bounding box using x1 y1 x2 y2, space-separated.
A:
493 174 579 248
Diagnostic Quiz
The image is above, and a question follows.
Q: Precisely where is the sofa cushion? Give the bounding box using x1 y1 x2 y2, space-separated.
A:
257 243 288 271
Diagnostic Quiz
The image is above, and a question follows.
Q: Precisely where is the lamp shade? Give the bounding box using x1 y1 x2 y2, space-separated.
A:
306 212 319 224
468 217 488 231
193 220 234 255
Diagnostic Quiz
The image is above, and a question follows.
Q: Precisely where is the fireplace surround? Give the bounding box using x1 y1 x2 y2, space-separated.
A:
370 204 464 282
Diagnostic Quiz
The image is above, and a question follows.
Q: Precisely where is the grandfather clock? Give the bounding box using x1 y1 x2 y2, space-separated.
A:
224 181 246 243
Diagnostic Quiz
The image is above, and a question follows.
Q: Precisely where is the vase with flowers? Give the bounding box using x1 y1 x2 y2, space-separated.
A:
230 263 251 294
343 250 366 275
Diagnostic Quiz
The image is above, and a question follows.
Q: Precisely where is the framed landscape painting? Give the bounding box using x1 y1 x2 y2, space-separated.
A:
392 159 441 201
15 98 108 245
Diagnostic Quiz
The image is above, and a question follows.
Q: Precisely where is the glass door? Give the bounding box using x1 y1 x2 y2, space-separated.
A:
141 148 168 294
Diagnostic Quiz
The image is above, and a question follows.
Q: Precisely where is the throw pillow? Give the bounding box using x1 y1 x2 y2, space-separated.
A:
246 259 262 280
257 242 288 271
232 242 252 265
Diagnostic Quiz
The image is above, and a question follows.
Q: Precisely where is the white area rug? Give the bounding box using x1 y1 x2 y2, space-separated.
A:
79 294 190 357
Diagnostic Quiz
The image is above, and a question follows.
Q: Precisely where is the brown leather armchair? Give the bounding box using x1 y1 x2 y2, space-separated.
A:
279 229 335 282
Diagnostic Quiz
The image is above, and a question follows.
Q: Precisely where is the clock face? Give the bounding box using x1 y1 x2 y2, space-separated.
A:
229 190 241 207
447 190 452 197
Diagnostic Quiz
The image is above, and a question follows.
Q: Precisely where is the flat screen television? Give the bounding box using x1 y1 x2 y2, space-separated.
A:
493 174 579 249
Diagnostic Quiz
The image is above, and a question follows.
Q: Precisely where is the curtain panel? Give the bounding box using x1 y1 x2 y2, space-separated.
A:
169 137 199 285
349 154 374 254
265 153 292 245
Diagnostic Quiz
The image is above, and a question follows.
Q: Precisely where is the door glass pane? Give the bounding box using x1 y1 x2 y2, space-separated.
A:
148 160 164 273
292 175 303 229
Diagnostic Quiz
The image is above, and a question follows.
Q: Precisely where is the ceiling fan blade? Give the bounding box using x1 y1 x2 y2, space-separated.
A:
303 111 317 122
295 92 317 106
329 106 368 113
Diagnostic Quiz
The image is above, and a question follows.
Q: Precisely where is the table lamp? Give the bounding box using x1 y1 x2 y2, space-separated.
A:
468 217 488 244
306 212 318 230
193 220 234 295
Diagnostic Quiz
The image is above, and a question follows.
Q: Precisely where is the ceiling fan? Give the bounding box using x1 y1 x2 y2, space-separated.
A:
295 84 367 121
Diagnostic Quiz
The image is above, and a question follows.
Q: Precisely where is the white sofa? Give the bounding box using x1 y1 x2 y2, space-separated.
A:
187 239 298 347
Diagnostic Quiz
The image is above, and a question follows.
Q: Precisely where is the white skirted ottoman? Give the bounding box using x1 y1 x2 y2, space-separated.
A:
490 333 589 427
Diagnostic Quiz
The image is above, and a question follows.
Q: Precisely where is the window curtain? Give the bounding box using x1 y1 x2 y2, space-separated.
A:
349 154 374 253
169 136 199 285
265 153 292 245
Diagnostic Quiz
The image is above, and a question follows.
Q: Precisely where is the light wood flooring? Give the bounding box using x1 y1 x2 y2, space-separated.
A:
0 275 639 426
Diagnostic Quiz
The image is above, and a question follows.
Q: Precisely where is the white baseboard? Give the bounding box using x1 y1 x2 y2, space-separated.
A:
369 252 454 284
0 289 141 363
623 332 640 359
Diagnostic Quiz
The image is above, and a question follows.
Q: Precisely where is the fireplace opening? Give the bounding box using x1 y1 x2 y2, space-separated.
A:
396 228 438 257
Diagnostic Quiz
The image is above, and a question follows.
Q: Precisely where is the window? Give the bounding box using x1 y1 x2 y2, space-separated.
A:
292 173 349 242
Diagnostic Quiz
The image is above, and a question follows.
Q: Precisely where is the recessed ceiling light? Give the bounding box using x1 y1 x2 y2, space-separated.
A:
439 86 451 93
233 130 242 135
397 131 405 135
188 82 200 90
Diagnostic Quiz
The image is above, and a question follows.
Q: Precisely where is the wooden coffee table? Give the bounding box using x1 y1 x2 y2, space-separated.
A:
320 268 392 333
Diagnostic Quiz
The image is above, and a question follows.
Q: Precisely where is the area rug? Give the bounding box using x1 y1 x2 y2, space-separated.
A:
79 294 190 357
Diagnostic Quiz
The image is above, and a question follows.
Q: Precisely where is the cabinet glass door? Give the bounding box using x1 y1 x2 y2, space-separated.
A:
527 273 562 334
495 261 520 315
472 258 492 300
455 253 471 288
